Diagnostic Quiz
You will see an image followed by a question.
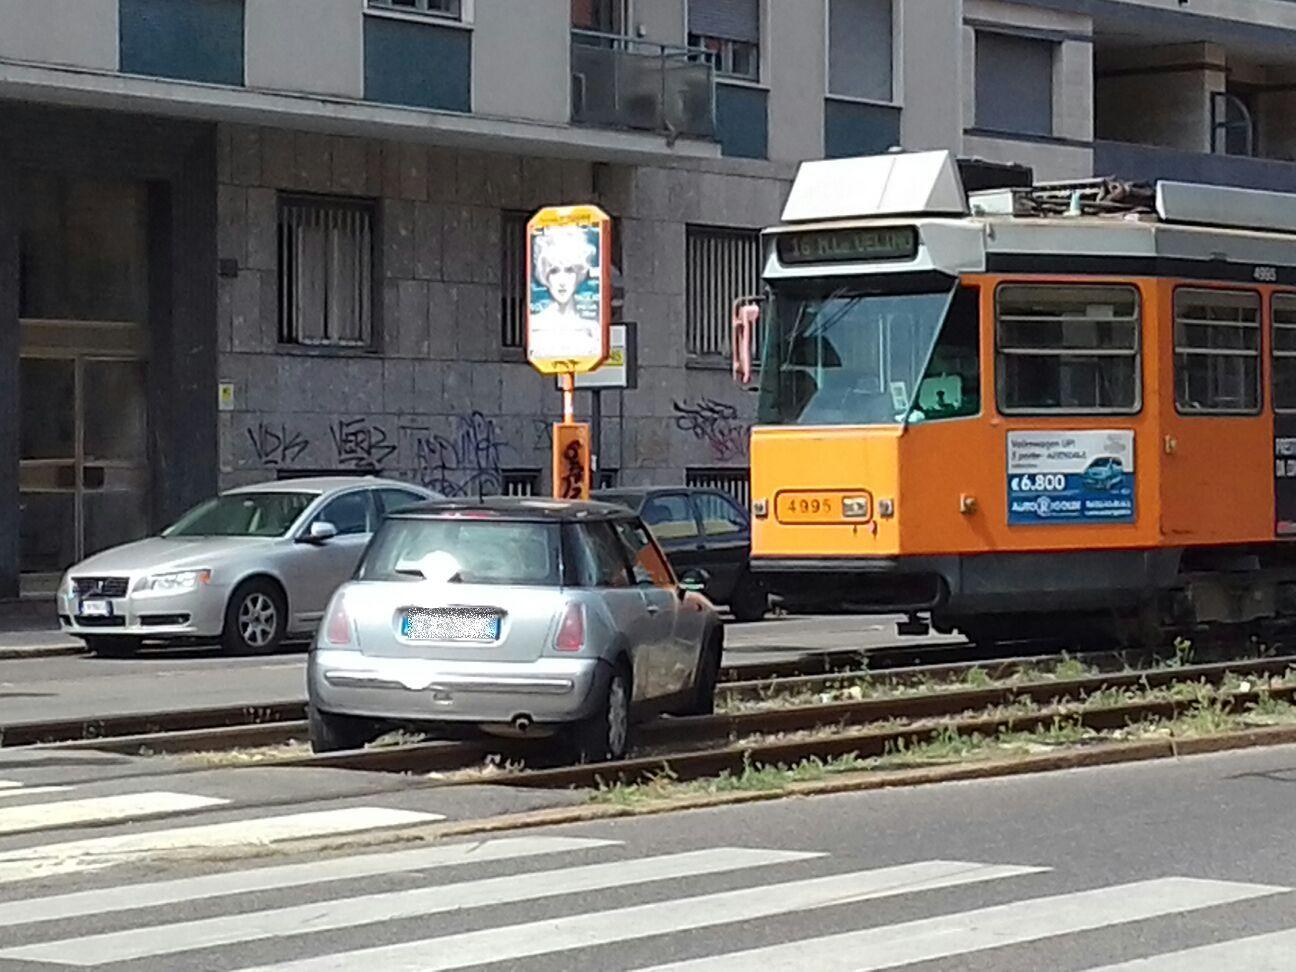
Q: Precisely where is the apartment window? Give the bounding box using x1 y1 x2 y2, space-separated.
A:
278 196 376 349
1212 90 1256 157
1174 288 1261 414
828 0 893 103
996 285 1140 414
502 469 542 497
975 32 1054 136
687 468 751 507
686 225 762 360
572 0 624 32
368 0 461 18
1274 295 1296 412
689 0 760 81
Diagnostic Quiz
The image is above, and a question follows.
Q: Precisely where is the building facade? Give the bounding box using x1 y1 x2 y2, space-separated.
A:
4 0 1296 599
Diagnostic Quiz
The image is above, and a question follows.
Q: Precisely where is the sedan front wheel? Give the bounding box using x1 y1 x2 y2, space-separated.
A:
222 580 286 656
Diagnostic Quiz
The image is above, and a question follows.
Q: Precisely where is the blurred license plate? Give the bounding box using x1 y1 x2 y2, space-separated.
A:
400 609 500 643
78 600 112 618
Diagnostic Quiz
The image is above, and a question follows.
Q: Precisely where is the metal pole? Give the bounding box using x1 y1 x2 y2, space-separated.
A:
561 373 575 424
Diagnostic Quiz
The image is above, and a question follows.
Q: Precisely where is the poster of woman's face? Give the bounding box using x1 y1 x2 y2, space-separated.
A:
528 224 603 362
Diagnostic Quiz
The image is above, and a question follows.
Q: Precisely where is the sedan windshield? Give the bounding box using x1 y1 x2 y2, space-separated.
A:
164 492 314 538
757 286 956 426
360 519 562 587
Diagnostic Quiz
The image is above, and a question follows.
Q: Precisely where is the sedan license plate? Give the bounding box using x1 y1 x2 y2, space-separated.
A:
400 608 501 643
78 600 113 618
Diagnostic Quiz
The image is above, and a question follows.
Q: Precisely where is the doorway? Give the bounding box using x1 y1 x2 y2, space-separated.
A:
16 174 152 595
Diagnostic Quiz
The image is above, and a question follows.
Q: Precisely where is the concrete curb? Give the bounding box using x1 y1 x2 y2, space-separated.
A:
0 643 84 660
146 724 1296 870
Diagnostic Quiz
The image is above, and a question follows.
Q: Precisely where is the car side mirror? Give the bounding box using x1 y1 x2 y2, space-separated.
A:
678 568 710 597
303 521 337 544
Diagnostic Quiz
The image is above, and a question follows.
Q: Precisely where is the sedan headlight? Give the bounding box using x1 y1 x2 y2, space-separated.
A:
137 569 212 594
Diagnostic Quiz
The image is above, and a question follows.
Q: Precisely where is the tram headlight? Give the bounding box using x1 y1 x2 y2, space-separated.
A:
843 497 871 519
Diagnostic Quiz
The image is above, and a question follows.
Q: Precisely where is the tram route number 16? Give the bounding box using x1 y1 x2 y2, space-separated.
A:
1011 473 1066 492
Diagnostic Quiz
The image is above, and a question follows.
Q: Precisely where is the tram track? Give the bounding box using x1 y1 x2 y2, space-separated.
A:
4 650 1293 824
0 641 1166 754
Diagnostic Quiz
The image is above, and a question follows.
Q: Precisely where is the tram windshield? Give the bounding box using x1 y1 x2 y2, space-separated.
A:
757 284 962 426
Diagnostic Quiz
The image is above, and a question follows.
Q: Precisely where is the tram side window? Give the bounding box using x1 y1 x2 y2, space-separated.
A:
911 286 980 421
1174 289 1261 414
1274 295 1296 411
996 285 1140 413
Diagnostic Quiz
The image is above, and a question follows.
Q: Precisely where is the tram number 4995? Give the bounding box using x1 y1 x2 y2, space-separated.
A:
1010 473 1066 492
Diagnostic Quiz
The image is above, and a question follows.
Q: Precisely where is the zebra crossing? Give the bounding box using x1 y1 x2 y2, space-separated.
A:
0 779 443 884
0 829 1289 970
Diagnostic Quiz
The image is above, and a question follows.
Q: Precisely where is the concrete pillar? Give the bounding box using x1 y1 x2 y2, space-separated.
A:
1094 43 1226 153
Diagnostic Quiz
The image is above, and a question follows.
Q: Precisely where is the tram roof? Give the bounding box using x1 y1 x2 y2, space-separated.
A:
769 151 1296 280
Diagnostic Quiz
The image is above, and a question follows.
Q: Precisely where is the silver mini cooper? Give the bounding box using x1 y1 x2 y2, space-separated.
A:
307 497 724 761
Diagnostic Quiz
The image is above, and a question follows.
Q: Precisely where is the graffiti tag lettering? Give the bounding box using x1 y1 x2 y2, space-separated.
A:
405 412 509 497
246 423 310 467
331 418 397 470
672 398 750 461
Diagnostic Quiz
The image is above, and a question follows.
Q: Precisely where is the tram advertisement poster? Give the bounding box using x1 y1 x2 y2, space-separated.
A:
1007 430 1135 526
1274 420 1296 536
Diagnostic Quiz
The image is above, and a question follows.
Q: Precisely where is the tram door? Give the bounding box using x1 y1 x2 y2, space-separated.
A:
16 174 152 596
1274 294 1296 536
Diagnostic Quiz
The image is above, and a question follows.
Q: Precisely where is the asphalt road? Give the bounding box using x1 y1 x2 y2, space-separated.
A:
0 743 1293 970
0 615 960 724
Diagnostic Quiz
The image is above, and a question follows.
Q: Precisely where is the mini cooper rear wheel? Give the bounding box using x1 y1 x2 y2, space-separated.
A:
570 664 632 763
307 705 384 754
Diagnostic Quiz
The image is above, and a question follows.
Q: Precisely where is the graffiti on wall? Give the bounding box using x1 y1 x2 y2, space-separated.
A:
246 422 311 467
672 398 750 461
331 418 399 470
403 412 510 497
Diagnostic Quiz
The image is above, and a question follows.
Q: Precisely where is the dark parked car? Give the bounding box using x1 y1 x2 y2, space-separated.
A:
592 487 769 621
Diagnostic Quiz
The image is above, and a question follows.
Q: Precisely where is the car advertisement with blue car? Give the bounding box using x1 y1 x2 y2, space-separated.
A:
1007 430 1135 525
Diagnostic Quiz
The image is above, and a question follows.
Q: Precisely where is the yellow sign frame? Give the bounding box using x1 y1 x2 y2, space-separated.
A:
525 204 612 376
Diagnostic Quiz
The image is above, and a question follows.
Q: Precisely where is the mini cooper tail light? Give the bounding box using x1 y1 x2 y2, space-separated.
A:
324 596 355 647
555 603 586 652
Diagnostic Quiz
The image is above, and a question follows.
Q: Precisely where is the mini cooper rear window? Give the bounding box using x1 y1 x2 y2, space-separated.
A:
359 519 562 587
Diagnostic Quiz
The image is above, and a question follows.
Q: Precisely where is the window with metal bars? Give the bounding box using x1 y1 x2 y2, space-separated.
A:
278 195 376 349
502 469 542 496
685 225 762 362
1174 288 1261 414
996 284 1140 414
686 467 750 507
368 0 461 19
500 210 529 349
1274 294 1296 412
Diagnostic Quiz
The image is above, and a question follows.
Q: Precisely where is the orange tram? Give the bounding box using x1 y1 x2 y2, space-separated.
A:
738 150 1296 646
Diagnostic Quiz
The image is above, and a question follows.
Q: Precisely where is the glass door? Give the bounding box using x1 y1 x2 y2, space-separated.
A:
19 355 149 593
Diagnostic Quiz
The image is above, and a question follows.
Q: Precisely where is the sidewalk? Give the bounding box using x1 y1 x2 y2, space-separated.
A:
0 613 84 660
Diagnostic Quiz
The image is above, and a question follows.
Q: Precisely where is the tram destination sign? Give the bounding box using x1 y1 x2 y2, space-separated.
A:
777 226 918 265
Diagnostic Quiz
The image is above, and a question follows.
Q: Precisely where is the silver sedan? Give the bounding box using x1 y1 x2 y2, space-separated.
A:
57 477 437 656
307 497 724 761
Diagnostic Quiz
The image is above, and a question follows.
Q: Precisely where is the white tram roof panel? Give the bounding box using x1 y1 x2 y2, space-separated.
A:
776 150 1296 273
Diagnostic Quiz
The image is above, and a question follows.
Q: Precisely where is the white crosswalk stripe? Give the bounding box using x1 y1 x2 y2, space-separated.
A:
0 836 1290 972
0 791 228 835
3 847 822 965
0 784 69 800
1082 927 1296 971
0 835 616 927
0 807 442 883
637 877 1286 971
229 860 1047 972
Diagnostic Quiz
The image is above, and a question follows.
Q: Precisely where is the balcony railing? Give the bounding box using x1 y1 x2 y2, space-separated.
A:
570 29 716 140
